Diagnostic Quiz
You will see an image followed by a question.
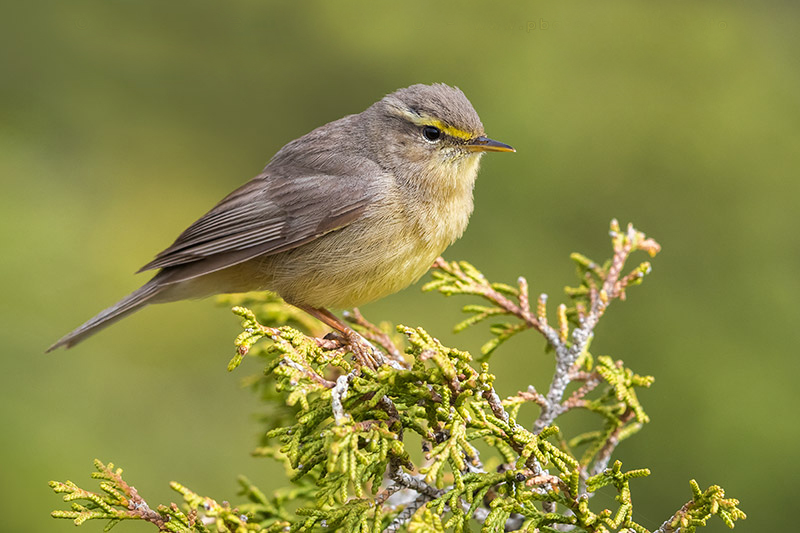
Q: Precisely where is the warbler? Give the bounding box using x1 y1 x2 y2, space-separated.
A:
48 83 514 362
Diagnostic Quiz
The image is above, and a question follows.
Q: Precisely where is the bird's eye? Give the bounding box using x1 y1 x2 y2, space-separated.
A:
422 125 442 142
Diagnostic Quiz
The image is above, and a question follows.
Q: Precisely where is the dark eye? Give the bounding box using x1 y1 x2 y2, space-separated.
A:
422 125 441 142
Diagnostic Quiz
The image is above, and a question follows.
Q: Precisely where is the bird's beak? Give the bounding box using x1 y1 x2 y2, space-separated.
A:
466 136 516 153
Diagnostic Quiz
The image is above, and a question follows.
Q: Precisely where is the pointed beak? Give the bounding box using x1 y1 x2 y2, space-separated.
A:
466 136 516 153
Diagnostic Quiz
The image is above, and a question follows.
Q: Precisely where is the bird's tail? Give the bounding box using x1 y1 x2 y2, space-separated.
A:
46 280 164 352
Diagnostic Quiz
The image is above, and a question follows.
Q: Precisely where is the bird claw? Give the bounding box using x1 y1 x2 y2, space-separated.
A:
298 305 386 370
347 333 385 370
324 330 383 370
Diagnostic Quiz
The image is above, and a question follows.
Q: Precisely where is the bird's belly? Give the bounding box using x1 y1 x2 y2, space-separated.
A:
257 223 447 309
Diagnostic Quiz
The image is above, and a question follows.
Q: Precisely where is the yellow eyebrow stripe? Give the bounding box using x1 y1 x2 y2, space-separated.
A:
428 119 474 141
397 109 474 140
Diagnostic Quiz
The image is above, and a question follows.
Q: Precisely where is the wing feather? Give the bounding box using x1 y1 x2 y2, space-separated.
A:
137 167 377 279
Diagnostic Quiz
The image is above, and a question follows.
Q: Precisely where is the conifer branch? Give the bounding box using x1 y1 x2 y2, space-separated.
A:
50 220 744 533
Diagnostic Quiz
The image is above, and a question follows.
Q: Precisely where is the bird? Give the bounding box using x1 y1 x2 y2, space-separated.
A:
48 83 515 366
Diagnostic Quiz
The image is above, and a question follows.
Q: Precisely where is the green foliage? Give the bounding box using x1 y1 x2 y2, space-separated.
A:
659 480 746 533
50 221 745 532
50 459 264 532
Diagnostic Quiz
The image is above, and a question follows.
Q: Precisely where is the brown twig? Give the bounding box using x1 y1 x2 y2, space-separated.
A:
432 258 562 349
561 371 602 412
504 386 548 408
589 411 636 478
99 463 171 530
279 357 335 389
655 500 694 533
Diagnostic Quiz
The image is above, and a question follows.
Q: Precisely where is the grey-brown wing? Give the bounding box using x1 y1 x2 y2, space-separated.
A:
137 171 374 282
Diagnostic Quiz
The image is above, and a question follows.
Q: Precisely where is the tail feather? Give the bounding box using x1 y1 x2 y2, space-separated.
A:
46 281 164 352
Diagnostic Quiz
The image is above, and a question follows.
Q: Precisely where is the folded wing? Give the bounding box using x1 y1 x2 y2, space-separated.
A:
138 169 376 284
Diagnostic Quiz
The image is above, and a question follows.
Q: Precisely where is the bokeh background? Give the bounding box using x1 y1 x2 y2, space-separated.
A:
2 1 797 531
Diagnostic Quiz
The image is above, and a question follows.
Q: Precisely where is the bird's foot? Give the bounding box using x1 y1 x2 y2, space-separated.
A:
324 329 384 370
298 304 388 370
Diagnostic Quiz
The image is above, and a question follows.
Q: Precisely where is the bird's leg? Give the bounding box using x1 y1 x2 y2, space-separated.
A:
296 305 384 370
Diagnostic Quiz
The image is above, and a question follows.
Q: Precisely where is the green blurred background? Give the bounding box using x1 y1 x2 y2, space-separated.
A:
2 1 797 531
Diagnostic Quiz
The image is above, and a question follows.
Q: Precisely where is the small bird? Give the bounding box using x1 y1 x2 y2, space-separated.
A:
48 83 514 365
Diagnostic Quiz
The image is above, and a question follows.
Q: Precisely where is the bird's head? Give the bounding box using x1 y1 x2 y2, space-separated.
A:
365 83 514 189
